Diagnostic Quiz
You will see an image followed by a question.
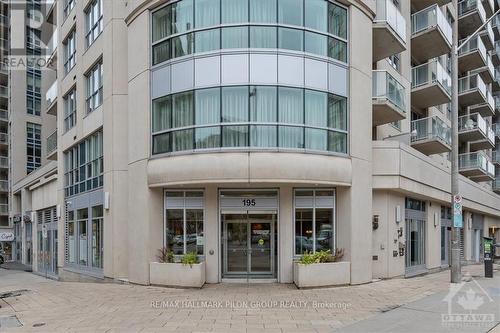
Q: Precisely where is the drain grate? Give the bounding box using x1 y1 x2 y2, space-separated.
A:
0 315 22 328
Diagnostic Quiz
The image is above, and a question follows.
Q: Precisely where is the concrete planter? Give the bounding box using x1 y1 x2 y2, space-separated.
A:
293 261 350 288
150 262 205 288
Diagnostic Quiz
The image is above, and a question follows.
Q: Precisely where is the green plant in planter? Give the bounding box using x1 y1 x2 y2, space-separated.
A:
181 252 199 267
299 248 345 264
157 247 174 263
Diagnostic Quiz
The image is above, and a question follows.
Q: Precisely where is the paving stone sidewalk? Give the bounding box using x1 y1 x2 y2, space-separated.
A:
0 265 496 333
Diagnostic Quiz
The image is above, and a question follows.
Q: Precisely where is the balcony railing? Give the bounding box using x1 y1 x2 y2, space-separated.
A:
459 152 494 177
0 157 8 168
458 74 487 97
372 70 406 112
47 28 58 57
458 35 486 60
46 80 57 107
412 59 452 94
375 0 407 41
0 180 7 192
494 179 500 191
0 109 7 121
493 151 500 164
411 4 452 45
0 132 7 145
458 112 488 135
0 204 7 215
494 123 500 138
46 130 57 156
411 116 451 145
458 0 486 21
486 89 495 110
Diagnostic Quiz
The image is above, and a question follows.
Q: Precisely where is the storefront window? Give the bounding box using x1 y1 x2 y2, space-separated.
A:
67 211 75 263
294 189 335 255
165 191 204 256
92 205 103 268
77 209 88 266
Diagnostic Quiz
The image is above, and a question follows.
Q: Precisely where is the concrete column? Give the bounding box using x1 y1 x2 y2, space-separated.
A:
205 185 219 283
426 202 441 270
279 186 293 283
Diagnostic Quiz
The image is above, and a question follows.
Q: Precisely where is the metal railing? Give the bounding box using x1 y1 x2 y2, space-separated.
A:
372 70 406 112
412 59 452 94
46 80 57 107
411 116 451 145
375 0 407 41
411 4 452 45
458 35 487 62
458 74 487 98
459 151 494 177
458 0 486 22
46 130 57 156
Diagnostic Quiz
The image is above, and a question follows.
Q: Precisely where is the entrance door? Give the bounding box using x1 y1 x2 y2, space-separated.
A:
441 226 451 266
405 218 426 274
222 212 276 279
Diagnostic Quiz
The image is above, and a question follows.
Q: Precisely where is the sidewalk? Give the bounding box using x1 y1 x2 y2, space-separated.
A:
0 265 498 332
0 261 32 272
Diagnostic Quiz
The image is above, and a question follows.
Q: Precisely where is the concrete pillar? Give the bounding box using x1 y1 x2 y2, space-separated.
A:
279 186 293 283
205 185 219 283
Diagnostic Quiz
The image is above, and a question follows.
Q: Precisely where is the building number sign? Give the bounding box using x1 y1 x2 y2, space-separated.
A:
242 199 256 207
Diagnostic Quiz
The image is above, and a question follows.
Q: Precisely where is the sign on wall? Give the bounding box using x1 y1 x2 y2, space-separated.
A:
0 232 14 242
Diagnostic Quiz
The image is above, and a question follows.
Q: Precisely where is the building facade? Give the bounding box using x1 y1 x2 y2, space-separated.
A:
6 0 500 285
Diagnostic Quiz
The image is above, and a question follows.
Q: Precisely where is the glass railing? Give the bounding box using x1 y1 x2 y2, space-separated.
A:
46 130 57 156
487 126 495 144
0 157 8 168
486 22 494 45
486 89 495 111
459 152 492 175
494 123 500 137
412 59 452 94
458 35 486 62
411 4 452 45
493 151 500 164
372 70 406 112
411 116 451 145
47 28 58 57
0 180 7 192
45 0 55 15
46 80 57 107
493 14 500 29
458 0 486 22
375 0 407 41
458 74 487 98
493 178 500 191
458 112 488 135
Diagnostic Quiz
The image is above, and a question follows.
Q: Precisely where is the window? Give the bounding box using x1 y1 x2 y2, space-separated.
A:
66 205 103 271
64 0 75 18
165 191 204 256
295 189 335 255
85 0 103 48
151 0 348 64
27 122 41 173
64 88 77 132
64 130 104 197
405 198 426 211
152 86 348 155
26 68 41 116
86 61 103 113
64 30 76 73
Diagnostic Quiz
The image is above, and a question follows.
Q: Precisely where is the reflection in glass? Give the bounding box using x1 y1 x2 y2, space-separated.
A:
305 32 327 56
222 0 248 24
328 37 347 62
166 209 184 255
250 0 277 23
278 28 303 52
153 133 170 154
172 129 194 152
172 33 193 58
153 40 170 65
328 131 347 153
250 26 277 48
195 29 220 53
152 96 171 132
152 6 171 42
222 126 248 147
195 0 219 29
91 205 103 268
77 208 88 266
195 127 220 149
171 0 193 34
251 126 277 147
295 209 313 254
186 209 204 255
315 209 333 252
222 26 248 49
328 3 347 39
328 94 347 130
278 0 303 26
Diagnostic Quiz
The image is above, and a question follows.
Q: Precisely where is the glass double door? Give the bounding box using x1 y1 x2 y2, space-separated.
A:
222 212 276 279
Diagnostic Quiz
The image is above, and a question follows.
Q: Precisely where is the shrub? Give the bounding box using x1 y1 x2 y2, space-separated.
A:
157 247 174 263
299 249 344 265
181 252 199 267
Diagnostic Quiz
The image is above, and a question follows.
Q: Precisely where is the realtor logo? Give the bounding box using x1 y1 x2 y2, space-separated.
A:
442 278 495 329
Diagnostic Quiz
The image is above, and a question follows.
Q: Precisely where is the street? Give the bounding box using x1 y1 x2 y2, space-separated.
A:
0 265 499 332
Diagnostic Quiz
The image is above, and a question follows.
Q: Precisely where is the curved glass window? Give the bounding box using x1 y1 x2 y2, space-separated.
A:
151 0 348 65
152 86 348 155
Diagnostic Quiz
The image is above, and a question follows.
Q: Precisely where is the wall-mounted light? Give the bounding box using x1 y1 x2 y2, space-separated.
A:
104 192 110 210
395 205 401 223
434 212 439 228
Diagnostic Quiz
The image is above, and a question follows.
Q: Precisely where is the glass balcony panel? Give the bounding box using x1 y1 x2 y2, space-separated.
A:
411 5 452 45
373 71 406 111
375 0 406 41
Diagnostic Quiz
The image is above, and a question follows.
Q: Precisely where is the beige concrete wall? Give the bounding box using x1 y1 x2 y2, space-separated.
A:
426 202 442 271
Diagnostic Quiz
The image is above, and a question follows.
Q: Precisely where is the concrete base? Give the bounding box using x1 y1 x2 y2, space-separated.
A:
150 262 206 288
293 261 350 288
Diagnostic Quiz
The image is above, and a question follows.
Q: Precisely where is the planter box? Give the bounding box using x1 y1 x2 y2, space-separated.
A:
294 261 350 288
150 262 205 288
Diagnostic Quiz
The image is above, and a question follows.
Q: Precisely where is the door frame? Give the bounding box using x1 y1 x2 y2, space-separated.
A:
221 212 276 278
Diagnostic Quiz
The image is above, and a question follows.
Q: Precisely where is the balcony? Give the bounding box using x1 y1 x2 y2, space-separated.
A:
411 0 452 11
458 113 495 150
458 74 487 107
479 22 495 50
493 151 500 166
46 28 58 70
411 60 451 109
469 88 495 117
459 152 495 182
46 129 57 160
372 70 406 126
411 5 452 62
458 0 486 37
493 178 500 193
0 85 7 99
0 204 7 215
0 109 7 122
492 15 500 40
373 0 407 62
0 157 7 169
410 116 451 155
494 123 500 138
482 0 495 17
476 53 495 84
0 132 7 146
0 180 7 192
458 36 487 73
492 41 500 66
493 68 500 91
46 80 57 115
